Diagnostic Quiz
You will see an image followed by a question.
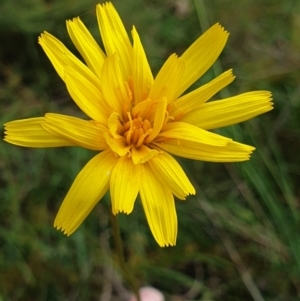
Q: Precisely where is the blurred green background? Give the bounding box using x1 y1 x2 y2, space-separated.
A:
1 0 300 300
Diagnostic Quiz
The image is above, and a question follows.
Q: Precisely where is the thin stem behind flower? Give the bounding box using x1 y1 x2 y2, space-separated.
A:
110 212 141 301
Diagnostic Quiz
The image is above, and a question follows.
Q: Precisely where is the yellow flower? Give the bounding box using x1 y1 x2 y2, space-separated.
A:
3 3 273 247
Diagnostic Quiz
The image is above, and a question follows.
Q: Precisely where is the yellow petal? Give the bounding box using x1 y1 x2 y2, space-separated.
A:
64 66 111 123
140 164 177 247
66 17 106 79
154 139 255 162
132 26 154 103
170 69 235 119
148 54 185 103
148 152 195 200
145 97 167 144
38 32 100 88
176 23 229 97
96 2 132 79
108 112 123 139
104 133 131 157
157 122 231 146
132 98 153 119
101 54 132 120
4 117 74 148
131 145 158 165
42 113 108 151
181 91 273 130
110 156 141 214
54 150 118 235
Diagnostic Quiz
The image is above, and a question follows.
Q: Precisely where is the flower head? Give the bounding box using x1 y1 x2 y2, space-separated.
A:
4 2 273 247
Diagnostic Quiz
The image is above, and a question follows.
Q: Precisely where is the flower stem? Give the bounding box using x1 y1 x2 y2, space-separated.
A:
110 212 141 301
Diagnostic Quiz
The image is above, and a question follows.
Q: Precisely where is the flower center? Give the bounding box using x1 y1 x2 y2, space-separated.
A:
121 114 152 148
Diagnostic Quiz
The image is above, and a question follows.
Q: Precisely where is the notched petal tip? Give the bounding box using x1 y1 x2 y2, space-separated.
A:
215 22 229 35
38 31 53 43
54 217 79 237
112 208 131 215
54 224 70 236
227 68 235 78
38 31 45 40
68 16 80 23
160 242 176 248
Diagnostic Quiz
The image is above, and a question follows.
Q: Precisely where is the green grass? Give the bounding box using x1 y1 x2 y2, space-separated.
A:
1 0 300 300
